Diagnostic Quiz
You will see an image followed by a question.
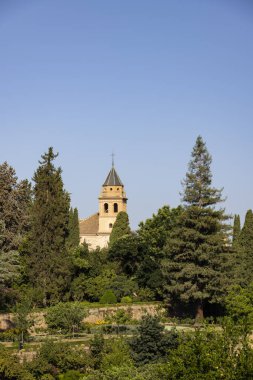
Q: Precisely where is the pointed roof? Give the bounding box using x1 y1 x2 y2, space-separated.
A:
103 167 123 186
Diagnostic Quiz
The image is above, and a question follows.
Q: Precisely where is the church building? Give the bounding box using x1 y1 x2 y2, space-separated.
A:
79 163 127 249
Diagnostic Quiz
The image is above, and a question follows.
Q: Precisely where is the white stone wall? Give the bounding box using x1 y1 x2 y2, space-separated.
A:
80 234 110 250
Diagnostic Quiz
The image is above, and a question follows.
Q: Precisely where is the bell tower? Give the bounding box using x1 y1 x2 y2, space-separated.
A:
98 160 127 234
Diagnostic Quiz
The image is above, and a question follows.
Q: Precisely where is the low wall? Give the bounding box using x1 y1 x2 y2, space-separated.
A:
0 303 162 333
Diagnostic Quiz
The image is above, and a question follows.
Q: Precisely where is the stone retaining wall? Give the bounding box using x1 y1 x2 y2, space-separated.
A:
0 303 162 333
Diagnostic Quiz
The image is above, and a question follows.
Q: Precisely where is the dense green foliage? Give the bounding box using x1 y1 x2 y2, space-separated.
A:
67 208 80 250
1 139 253 379
137 206 183 297
129 315 179 365
1 318 252 379
13 293 34 342
27 340 91 378
0 247 20 300
109 211 131 246
99 290 117 304
236 210 253 285
109 233 143 276
24 148 71 306
0 162 31 252
45 302 87 333
0 344 34 380
0 162 31 310
225 282 253 327
162 136 230 319
232 214 241 244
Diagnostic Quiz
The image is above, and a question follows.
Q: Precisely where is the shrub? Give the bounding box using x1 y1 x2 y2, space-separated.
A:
45 302 87 333
137 288 155 301
121 296 132 303
27 340 90 377
99 290 117 304
129 315 179 365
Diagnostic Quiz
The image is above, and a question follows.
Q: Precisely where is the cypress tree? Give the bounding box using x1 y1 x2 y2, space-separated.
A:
109 211 131 247
239 210 253 251
66 207 80 249
162 136 230 320
25 148 71 305
237 210 253 284
232 214 241 244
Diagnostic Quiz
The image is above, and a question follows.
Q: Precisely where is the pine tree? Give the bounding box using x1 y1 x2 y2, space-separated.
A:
25 148 71 305
232 214 241 244
162 136 230 320
67 207 80 249
239 210 253 251
129 315 178 365
109 211 131 247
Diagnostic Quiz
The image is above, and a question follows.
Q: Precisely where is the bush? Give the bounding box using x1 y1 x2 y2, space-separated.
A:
45 302 87 333
137 288 155 301
0 345 34 379
121 296 132 303
225 283 253 327
27 340 90 377
99 291 117 304
105 309 132 325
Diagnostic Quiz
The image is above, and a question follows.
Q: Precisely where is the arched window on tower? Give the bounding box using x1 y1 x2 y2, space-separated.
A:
104 203 109 213
114 203 118 213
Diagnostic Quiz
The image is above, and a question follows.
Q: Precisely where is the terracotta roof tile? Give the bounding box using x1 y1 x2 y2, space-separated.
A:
79 213 99 235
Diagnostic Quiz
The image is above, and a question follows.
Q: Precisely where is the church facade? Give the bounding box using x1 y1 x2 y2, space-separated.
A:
79 165 127 249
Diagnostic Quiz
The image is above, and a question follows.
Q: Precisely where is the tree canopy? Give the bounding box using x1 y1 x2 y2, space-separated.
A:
24 147 71 305
109 211 131 247
162 136 230 319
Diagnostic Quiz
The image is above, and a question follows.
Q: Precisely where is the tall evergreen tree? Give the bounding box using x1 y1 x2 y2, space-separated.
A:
162 136 230 320
236 210 253 285
232 214 241 244
25 148 71 305
238 210 253 251
109 211 131 247
66 207 80 249
0 162 31 252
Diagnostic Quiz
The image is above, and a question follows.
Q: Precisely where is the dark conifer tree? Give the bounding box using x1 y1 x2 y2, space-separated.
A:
25 148 71 305
109 211 131 247
162 136 230 320
238 210 253 251
237 210 253 285
232 214 241 245
0 162 31 252
67 207 80 249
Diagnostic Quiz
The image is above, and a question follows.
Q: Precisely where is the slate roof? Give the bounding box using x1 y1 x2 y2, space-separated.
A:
103 167 123 186
79 213 99 235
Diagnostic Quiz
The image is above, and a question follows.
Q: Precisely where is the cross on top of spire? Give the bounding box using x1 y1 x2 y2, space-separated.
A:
103 153 123 186
111 152 115 167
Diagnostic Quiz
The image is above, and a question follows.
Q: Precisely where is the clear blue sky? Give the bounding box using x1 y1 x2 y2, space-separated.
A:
0 0 253 229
